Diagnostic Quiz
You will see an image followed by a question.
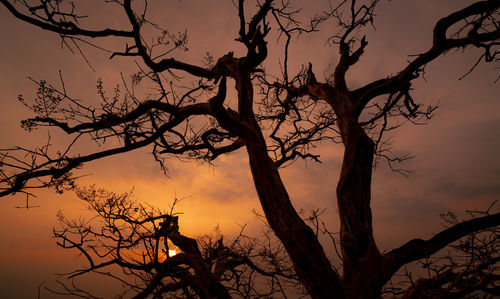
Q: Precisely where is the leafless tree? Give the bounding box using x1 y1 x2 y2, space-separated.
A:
1 0 499 298
384 203 499 298
48 187 300 298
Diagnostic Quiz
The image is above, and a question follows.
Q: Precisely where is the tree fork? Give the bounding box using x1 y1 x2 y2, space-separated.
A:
245 130 344 298
235 72 344 298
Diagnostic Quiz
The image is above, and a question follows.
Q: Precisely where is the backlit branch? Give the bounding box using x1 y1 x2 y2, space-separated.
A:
383 211 500 282
49 187 301 298
0 0 134 37
0 77 234 197
352 0 500 115
384 207 499 298
327 0 379 90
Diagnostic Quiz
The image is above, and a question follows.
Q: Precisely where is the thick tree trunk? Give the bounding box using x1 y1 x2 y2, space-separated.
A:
234 72 344 298
245 129 344 298
334 103 385 297
240 81 389 297
338 124 384 298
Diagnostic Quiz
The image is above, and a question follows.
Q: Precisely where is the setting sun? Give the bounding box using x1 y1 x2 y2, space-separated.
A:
168 250 177 257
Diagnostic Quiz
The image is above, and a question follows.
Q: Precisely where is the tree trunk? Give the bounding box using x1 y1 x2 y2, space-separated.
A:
235 72 344 298
245 128 344 298
336 113 384 298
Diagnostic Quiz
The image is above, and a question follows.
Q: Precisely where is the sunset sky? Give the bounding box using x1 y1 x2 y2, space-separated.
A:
0 0 499 298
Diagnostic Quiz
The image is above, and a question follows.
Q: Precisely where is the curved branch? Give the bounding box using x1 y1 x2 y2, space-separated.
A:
0 104 211 197
0 0 134 38
383 212 500 280
31 100 205 134
122 0 213 78
0 0 217 78
334 36 367 91
352 0 500 114
1 77 234 197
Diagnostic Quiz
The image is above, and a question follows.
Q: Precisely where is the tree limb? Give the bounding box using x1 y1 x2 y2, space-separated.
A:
383 212 500 280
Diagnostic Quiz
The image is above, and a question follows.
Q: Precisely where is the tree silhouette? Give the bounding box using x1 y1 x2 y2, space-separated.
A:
48 187 300 298
0 0 499 298
383 205 499 298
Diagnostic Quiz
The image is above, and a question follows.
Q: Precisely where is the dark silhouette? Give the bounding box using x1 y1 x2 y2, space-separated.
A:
383 204 499 298
1 0 499 297
48 187 299 298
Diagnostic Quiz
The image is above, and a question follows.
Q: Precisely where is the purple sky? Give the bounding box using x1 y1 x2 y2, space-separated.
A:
0 0 499 297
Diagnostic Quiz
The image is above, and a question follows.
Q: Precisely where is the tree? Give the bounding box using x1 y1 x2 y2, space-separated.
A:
48 187 300 298
0 0 499 298
384 205 499 298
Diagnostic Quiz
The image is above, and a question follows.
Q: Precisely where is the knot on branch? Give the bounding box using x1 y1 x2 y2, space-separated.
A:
159 215 179 236
213 52 236 83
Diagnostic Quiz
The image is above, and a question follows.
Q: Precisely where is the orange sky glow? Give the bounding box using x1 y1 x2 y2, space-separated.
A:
0 0 499 298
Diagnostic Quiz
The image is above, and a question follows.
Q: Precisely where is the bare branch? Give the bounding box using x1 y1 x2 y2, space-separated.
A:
384 212 500 282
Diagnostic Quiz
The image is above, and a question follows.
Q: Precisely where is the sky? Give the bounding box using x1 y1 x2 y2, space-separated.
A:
0 0 499 298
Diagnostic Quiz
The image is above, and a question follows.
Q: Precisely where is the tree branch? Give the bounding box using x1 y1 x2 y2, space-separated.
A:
0 0 134 38
352 0 500 115
383 212 500 280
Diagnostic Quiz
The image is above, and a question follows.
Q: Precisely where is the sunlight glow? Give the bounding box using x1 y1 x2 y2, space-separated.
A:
168 249 177 257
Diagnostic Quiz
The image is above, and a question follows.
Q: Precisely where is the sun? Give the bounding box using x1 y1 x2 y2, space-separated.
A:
168 249 177 257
